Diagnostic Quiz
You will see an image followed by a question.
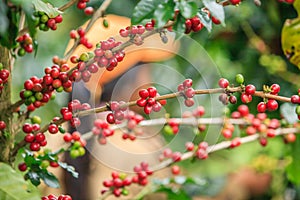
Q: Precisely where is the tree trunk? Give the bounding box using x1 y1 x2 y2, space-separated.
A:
0 45 13 164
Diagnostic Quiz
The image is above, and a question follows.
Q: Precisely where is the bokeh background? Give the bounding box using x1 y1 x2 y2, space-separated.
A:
12 0 300 199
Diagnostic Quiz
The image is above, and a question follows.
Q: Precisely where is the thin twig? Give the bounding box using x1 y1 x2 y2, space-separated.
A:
63 0 113 59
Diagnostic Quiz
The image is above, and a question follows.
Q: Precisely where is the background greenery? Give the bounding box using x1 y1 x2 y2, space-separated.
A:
11 0 300 199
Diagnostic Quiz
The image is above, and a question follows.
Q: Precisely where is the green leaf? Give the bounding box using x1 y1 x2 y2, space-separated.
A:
58 161 78 178
0 163 40 200
203 0 225 26
178 1 198 19
38 170 60 188
173 13 186 38
26 171 41 186
131 0 160 25
197 11 212 32
32 0 62 18
154 2 175 28
286 137 300 185
293 0 300 16
156 187 190 200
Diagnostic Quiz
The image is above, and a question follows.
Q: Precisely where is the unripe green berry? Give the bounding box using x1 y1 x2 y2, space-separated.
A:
296 105 300 115
35 92 43 100
122 189 129 196
18 48 26 57
73 141 81 148
40 160 50 169
235 74 244 84
103 19 109 28
79 52 89 62
0 63 3 70
56 86 64 93
31 115 42 124
50 93 56 100
28 96 36 103
40 15 49 23
163 125 173 135
70 149 80 159
78 146 86 156
59 126 65 133
23 90 33 98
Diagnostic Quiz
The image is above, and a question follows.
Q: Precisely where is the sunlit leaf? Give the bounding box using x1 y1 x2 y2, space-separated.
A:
203 0 225 26
0 163 40 200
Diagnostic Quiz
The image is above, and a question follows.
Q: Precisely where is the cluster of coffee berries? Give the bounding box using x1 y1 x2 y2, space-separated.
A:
159 148 182 162
16 33 34 56
132 162 153 186
257 84 280 112
164 118 180 135
230 0 242 5
218 78 233 105
20 63 75 111
76 0 94 15
196 141 209 159
241 84 256 103
92 119 114 144
184 16 204 34
63 132 86 159
33 11 63 31
102 172 132 197
121 111 144 140
178 79 195 107
136 87 166 114
106 101 128 124
60 99 90 124
69 28 93 49
221 122 235 139
0 64 9 92
93 37 125 71
23 123 47 151
291 89 300 119
42 194 72 200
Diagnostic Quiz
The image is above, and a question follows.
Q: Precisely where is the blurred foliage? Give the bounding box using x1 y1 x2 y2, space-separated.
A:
11 0 300 199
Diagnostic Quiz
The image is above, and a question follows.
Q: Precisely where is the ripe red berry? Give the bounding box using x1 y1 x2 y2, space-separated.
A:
212 16 221 24
22 123 33 133
171 165 181 175
241 93 252 104
48 124 59 134
84 7 94 15
222 129 232 139
106 113 115 124
245 84 256 95
18 163 27 171
266 99 278 111
172 152 182 162
139 89 149 99
291 95 300 104
259 137 268 146
185 142 194 151
257 102 267 113
30 142 40 151
270 84 280 95
237 105 249 117
24 133 35 143
218 78 229 88
35 133 46 142
147 87 157 98
54 15 63 23
0 121 6 130
184 98 195 107
230 0 241 5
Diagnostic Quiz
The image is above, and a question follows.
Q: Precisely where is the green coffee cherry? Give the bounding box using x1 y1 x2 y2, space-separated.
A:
235 74 244 84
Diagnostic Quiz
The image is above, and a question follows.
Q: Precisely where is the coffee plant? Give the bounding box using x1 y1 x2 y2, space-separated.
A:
0 0 300 199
